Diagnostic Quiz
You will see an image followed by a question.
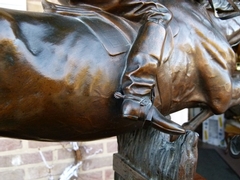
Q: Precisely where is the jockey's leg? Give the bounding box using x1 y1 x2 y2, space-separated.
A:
115 6 185 135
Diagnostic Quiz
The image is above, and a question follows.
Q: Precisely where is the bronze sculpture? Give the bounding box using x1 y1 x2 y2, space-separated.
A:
47 0 187 135
0 0 239 142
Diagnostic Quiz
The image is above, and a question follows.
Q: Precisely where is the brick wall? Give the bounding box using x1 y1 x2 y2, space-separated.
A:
0 1 118 179
0 137 117 180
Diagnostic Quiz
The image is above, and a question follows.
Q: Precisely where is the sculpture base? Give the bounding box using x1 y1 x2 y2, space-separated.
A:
114 127 199 180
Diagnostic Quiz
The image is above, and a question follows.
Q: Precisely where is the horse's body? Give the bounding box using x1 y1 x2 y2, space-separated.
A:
0 0 240 141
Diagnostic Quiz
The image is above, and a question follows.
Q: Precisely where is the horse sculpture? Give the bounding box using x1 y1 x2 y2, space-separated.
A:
0 0 240 141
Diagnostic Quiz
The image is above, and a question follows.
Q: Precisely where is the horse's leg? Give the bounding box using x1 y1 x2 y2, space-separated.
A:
179 69 233 132
169 108 213 141
184 77 240 132
182 108 213 131
229 78 240 107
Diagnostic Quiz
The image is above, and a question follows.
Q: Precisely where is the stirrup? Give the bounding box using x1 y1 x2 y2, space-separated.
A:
114 92 152 121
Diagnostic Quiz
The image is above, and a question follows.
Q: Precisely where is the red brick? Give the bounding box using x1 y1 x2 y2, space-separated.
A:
27 162 73 179
77 171 103 180
27 165 50 179
107 141 118 153
0 169 25 180
79 143 103 158
28 140 60 148
0 138 22 151
82 156 113 171
57 148 75 160
105 168 115 180
21 151 53 165
0 155 16 167
51 162 74 176
0 151 53 167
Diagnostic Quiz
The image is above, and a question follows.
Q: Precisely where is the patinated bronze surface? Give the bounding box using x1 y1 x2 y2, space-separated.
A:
114 129 198 180
0 0 240 141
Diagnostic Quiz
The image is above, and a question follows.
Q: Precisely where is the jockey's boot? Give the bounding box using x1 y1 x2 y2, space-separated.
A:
114 92 185 135
115 17 185 135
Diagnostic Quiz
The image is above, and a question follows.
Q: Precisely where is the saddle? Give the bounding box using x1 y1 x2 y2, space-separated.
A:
42 0 179 56
42 0 137 55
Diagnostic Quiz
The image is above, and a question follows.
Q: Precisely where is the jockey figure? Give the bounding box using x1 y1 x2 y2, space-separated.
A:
57 0 187 135
56 0 240 135
57 0 240 135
